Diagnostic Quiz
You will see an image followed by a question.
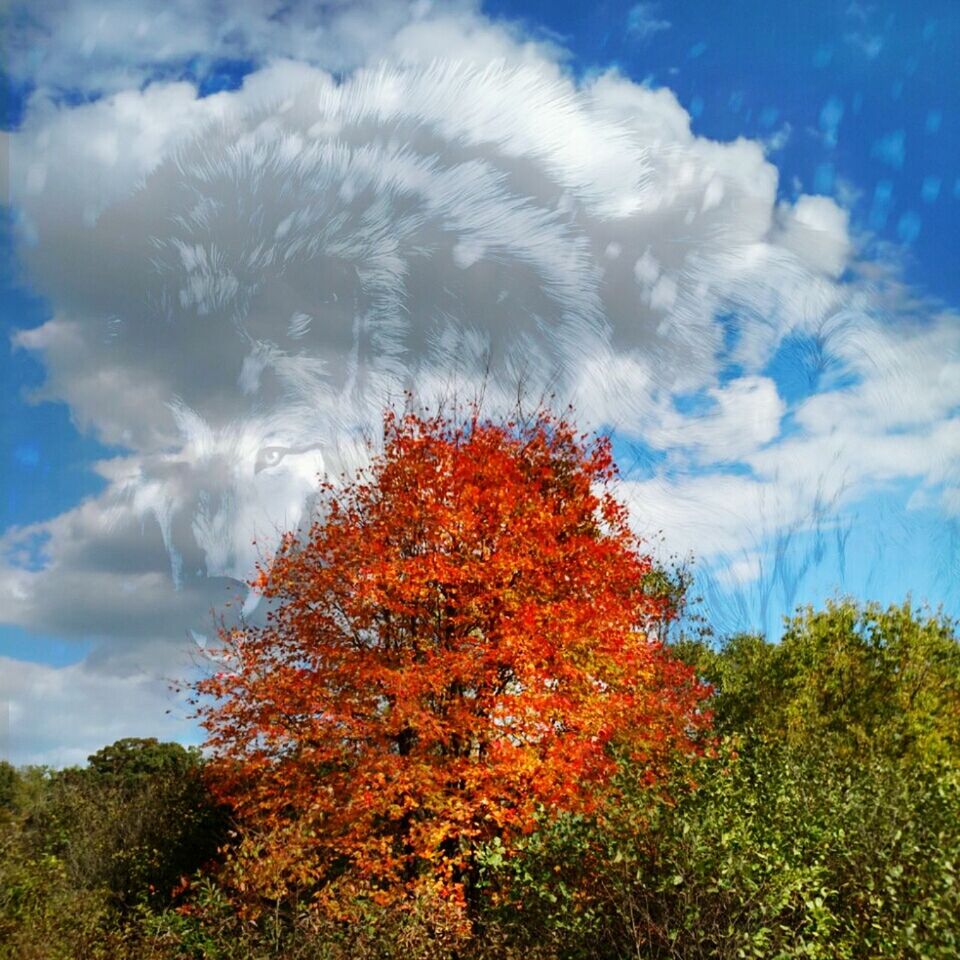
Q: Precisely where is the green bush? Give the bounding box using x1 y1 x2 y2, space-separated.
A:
474 744 960 959
0 740 228 959
0 763 17 812
474 600 960 959
24 739 227 910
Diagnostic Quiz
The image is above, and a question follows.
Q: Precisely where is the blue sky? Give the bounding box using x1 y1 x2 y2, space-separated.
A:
1 0 958 764
492 0 959 295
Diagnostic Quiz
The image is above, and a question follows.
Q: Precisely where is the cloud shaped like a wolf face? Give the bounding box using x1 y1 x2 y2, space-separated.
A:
11 61 851 596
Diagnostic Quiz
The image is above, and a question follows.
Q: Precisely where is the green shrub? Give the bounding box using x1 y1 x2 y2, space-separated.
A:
475 744 960 959
23 739 227 910
475 600 960 959
0 763 17 812
0 740 228 959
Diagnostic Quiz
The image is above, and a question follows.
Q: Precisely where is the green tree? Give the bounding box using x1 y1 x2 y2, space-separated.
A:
680 598 960 764
22 739 226 911
85 737 202 783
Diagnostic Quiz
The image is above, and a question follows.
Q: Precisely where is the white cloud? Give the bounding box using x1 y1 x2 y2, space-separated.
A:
0 655 200 767
3 0 483 98
794 310 960 433
626 3 671 41
773 194 851 278
5 50 860 632
647 376 786 463
0 505 234 644
619 297 960 626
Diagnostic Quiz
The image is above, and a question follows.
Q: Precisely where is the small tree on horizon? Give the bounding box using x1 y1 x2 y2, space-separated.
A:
193 405 710 914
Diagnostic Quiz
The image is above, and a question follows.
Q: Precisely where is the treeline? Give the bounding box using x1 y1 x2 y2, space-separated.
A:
2 598 959 959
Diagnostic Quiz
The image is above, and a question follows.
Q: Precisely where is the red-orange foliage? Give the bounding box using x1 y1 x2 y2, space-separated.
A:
195 407 708 907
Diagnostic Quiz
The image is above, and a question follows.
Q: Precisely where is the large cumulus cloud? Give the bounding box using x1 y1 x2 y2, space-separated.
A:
5 55 855 613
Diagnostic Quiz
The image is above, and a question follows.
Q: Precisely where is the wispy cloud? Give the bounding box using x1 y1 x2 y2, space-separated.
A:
627 3 671 41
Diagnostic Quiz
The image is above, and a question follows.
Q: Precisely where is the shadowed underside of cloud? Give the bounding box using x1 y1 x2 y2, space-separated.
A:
1 0 958 763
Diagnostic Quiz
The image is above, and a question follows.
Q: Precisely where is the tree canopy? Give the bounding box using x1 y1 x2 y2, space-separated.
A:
677 598 960 764
85 738 202 784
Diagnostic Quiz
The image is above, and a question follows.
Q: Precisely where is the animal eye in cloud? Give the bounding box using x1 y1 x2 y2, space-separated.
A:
255 446 290 473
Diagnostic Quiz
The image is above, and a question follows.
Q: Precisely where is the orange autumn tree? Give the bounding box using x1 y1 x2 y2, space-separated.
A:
195 406 709 909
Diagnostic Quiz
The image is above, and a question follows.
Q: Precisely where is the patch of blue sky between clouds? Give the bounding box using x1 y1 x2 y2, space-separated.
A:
671 390 715 418
13 56 257 118
694 481 956 643
714 313 743 383
1 244 116 528
1 529 50 573
152 56 257 98
609 433 667 481
819 96 844 148
871 130 906 170
762 332 855 408
921 176 941 204
0 626 92 668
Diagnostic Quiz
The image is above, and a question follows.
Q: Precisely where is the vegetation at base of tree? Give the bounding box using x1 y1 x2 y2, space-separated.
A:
475 729 960 959
0 738 228 958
